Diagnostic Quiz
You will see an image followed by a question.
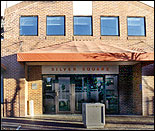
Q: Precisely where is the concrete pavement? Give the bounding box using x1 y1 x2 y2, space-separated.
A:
1 115 154 130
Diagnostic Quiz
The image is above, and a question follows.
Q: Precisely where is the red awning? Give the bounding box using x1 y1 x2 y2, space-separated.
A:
17 52 154 62
17 41 154 62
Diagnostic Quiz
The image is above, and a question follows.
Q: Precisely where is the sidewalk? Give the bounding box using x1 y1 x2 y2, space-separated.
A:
1 115 154 130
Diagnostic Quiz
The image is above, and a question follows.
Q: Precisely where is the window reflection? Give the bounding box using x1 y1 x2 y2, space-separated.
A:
58 77 70 111
47 16 65 36
43 74 119 114
74 16 92 35
75 76 105 112
127 17 145 36
20 16 38 36
75 77 87 111
43 76 55 114
105 75 118 114
101 16 119 36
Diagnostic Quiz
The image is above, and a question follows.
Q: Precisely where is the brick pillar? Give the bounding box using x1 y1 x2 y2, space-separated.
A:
19 78 26 117
119 65 133 114
132 63 142 115
28 66 43 115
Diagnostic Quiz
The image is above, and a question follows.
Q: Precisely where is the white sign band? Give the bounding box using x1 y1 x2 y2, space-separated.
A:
42 65 119 74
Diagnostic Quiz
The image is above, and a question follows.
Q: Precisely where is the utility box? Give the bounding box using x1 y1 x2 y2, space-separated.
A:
82 103 105 129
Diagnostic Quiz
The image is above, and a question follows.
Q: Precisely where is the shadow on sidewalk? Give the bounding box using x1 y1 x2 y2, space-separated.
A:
2 118 85 129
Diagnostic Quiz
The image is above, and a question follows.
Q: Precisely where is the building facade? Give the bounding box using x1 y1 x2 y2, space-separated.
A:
1 1 154 117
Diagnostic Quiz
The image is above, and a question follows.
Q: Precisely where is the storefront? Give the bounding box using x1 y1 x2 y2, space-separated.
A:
16 50 154 116
42 65 119 114
1 1 154 117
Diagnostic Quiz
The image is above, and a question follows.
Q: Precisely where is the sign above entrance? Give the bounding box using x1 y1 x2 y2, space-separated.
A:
42 65 119 74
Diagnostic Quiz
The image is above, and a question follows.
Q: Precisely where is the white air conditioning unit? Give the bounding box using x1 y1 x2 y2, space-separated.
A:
82 103 105 129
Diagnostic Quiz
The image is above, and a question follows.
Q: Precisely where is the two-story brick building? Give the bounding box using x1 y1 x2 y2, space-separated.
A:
1 1 154 117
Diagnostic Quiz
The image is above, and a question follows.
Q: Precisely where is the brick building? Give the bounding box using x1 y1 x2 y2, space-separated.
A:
1 1 154 117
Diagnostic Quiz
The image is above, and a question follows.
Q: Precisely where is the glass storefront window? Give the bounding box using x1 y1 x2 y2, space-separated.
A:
43 74 118 114
75 75 105 112
88 77 104 103
75 77 87 111
58 77 70 111
105 75 118 114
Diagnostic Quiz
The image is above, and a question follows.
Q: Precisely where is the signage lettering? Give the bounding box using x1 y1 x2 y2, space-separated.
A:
51 67 111 72
42 65 119 74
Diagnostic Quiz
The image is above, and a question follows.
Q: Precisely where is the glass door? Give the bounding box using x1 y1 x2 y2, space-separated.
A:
43 75 56 114
105 75 118 114
58 77 71 112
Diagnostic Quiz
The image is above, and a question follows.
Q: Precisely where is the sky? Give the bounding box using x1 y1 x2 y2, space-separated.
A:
1 1 154 16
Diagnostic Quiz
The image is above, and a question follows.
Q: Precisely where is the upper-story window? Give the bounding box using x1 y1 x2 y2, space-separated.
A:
20 16 38 36
127 17 145 36
74 16 92 36
101 16 119 36
47 16 65 36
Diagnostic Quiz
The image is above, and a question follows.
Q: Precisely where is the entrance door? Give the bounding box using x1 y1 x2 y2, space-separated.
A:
43 76 71 114
105 75 118 114
58 77 71 113
43 75 56 114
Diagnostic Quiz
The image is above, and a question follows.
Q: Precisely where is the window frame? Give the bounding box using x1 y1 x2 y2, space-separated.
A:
73 16 93 36
127 16 146 37
100 16 120 36
19 16 38 36
46 15 66 36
